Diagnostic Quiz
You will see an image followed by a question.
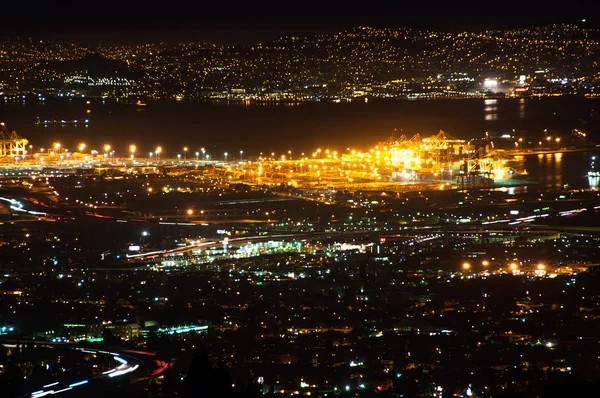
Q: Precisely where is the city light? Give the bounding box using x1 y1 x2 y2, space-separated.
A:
3 22 600 398
483 78 498 88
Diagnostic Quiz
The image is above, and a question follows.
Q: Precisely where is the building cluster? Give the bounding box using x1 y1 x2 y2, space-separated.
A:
1 23 600 101
2 230 600 396
0 157 600 395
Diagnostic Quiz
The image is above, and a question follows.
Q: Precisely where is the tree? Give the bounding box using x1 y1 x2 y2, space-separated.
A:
184 345 234 398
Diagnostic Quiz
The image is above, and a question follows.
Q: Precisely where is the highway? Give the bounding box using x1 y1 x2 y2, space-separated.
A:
124 230 377 262
0 341 170 398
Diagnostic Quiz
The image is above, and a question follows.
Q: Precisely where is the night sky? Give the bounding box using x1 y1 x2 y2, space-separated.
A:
3 1 598 44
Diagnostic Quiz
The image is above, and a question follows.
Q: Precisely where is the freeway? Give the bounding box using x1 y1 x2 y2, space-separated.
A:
0 341 169 398
124 230 374 262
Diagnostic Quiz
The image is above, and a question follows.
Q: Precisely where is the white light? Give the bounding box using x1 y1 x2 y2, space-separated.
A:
69 380 89 388
483 79 498 88
114 356 128 365
32 391 55 397
109 364 139 377
43 382 59 388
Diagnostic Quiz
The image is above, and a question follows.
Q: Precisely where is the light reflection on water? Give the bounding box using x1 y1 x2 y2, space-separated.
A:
519 151 600 190
519 98 526 119
536 152 563 189
484 99 498 121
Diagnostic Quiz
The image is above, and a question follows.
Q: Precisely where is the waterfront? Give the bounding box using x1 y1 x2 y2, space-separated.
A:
1 97 599 155
2 96 600 190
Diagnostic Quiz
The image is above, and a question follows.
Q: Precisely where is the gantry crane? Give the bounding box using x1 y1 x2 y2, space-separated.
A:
0 123 28 158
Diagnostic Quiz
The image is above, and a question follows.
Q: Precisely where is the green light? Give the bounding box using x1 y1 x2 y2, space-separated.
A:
156 324 209 335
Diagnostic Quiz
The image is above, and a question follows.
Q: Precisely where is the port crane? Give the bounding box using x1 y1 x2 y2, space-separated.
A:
0 122 28 158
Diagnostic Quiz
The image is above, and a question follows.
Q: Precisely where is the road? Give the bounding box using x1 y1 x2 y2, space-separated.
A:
0 341 170 398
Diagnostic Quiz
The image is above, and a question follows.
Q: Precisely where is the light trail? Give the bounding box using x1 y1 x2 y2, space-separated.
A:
23 345 159 397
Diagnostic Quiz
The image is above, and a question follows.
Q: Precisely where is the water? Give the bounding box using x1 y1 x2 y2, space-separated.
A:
522 151 598 190
1 96 599 189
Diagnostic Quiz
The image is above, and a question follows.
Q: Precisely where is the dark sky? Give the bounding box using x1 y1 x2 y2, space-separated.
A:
3 1 598 44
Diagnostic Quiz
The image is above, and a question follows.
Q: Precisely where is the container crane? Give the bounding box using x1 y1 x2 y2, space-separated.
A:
0 122 28 158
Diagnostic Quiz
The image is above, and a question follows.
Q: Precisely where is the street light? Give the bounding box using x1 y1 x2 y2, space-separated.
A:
240 150 243 161
462 262 471 270
195 151 199 161
224 152 228 161
183 147 188 160
155 146 162 162
78 143 86 152
130 144 136 161
104 144 111 153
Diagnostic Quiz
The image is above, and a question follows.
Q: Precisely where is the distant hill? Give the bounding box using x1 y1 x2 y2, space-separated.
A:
44 53 136 79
